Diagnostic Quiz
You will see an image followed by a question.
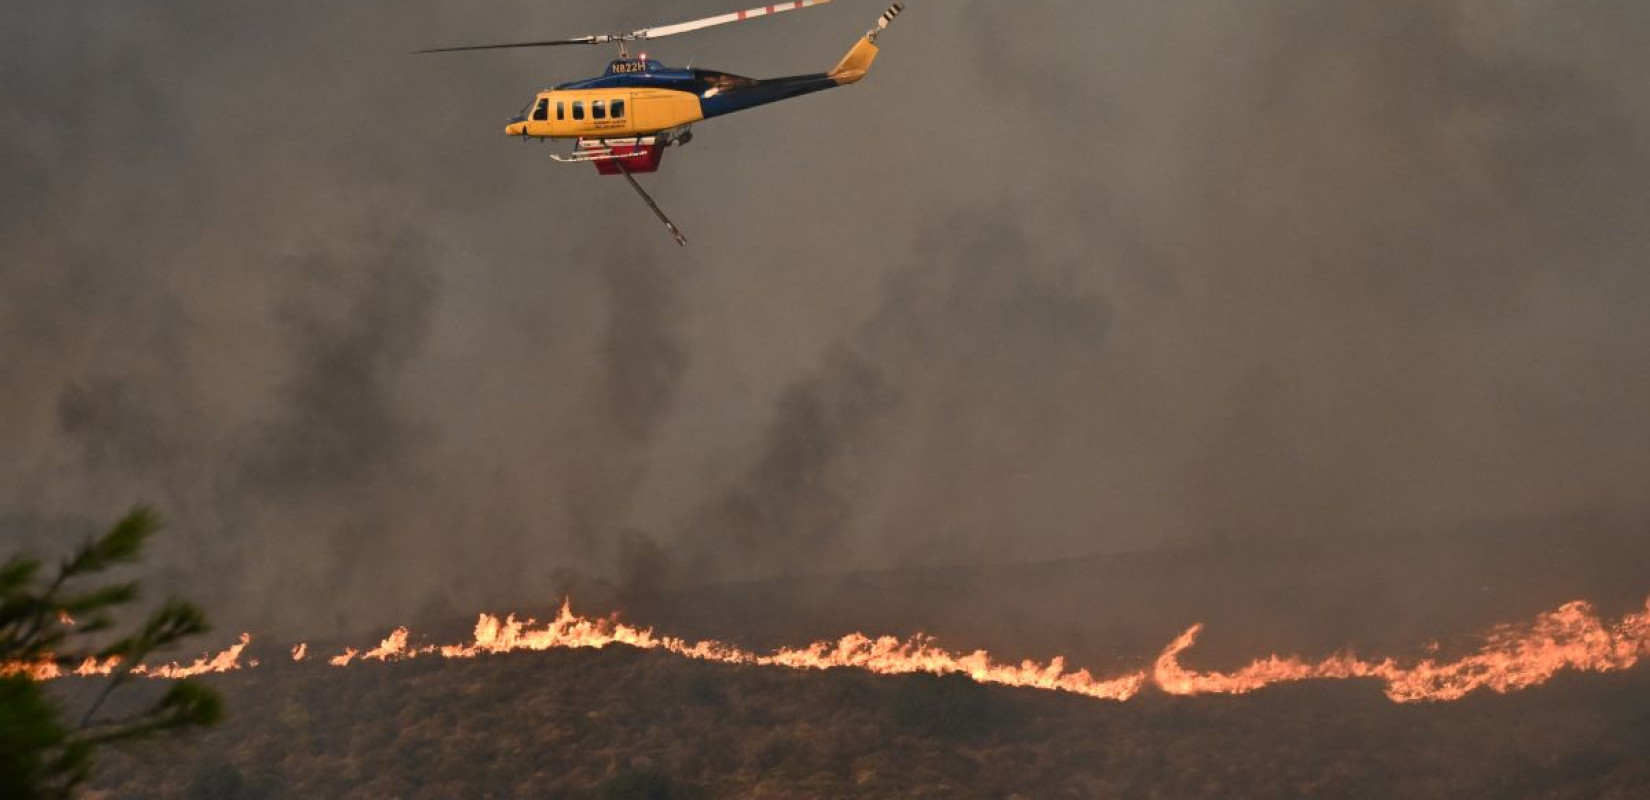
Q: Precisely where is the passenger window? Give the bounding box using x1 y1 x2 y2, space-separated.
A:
556 102 565 121
572 101 585 121
592 100 606 120
611 99 626 119
531 99 549 122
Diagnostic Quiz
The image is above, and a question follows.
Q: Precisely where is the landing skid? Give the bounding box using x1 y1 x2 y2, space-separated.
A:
614 160 687 247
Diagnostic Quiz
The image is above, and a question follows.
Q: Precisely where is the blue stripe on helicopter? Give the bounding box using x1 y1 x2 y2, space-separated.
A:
697 74 837 118
557 64 840 120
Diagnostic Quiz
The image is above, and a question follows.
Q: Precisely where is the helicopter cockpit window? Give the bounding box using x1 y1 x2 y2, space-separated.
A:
611 99 626 119
572 101 585 121
592 100 606 120
531 99 549 122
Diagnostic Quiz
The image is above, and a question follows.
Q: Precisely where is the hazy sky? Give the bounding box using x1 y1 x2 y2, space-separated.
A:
2 0 1647 635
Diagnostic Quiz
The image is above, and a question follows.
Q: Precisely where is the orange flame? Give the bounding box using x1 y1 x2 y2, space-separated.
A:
762 633 1146 700
361 596 1650 703
133 633 254 679
401 602 1148 699
1155 599 1650 702
9 597 1650 705
3 634 253 681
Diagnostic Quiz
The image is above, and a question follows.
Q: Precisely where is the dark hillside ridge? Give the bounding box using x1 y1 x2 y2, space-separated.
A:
89 644 1650 800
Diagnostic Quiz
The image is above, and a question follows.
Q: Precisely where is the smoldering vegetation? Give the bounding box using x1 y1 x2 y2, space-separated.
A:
2 0 1649 656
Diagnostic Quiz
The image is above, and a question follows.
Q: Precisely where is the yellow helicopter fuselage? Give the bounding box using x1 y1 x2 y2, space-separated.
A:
511 88 704 140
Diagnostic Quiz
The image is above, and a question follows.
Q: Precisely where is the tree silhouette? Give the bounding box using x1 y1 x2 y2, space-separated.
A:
1 508 223 800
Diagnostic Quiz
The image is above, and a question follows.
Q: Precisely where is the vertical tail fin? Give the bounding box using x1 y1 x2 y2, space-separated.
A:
829 3 902 85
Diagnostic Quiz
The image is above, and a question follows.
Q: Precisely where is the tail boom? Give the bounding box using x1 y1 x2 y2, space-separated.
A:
700 2 901 118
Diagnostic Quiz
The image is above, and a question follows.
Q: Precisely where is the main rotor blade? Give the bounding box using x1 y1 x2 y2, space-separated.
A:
631 0 832 41
416 1 831 55
415 36 605 54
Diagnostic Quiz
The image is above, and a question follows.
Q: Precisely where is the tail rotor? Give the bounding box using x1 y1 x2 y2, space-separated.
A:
869 3 904 42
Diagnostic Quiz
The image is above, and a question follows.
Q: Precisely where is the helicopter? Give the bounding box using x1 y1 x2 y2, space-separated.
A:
418 1 906 246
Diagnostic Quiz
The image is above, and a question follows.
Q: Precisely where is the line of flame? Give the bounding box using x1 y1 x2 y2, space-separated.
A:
406 602 1147 701
1154 599 1650 701
8 596 1648 704
310 596 1650 703
3 633 255 681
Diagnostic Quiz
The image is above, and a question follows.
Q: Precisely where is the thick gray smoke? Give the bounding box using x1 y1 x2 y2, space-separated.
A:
2 0 1647 638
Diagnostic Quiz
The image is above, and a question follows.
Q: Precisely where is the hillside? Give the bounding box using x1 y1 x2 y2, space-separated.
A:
84 644 1650 799
72 519 1650 799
